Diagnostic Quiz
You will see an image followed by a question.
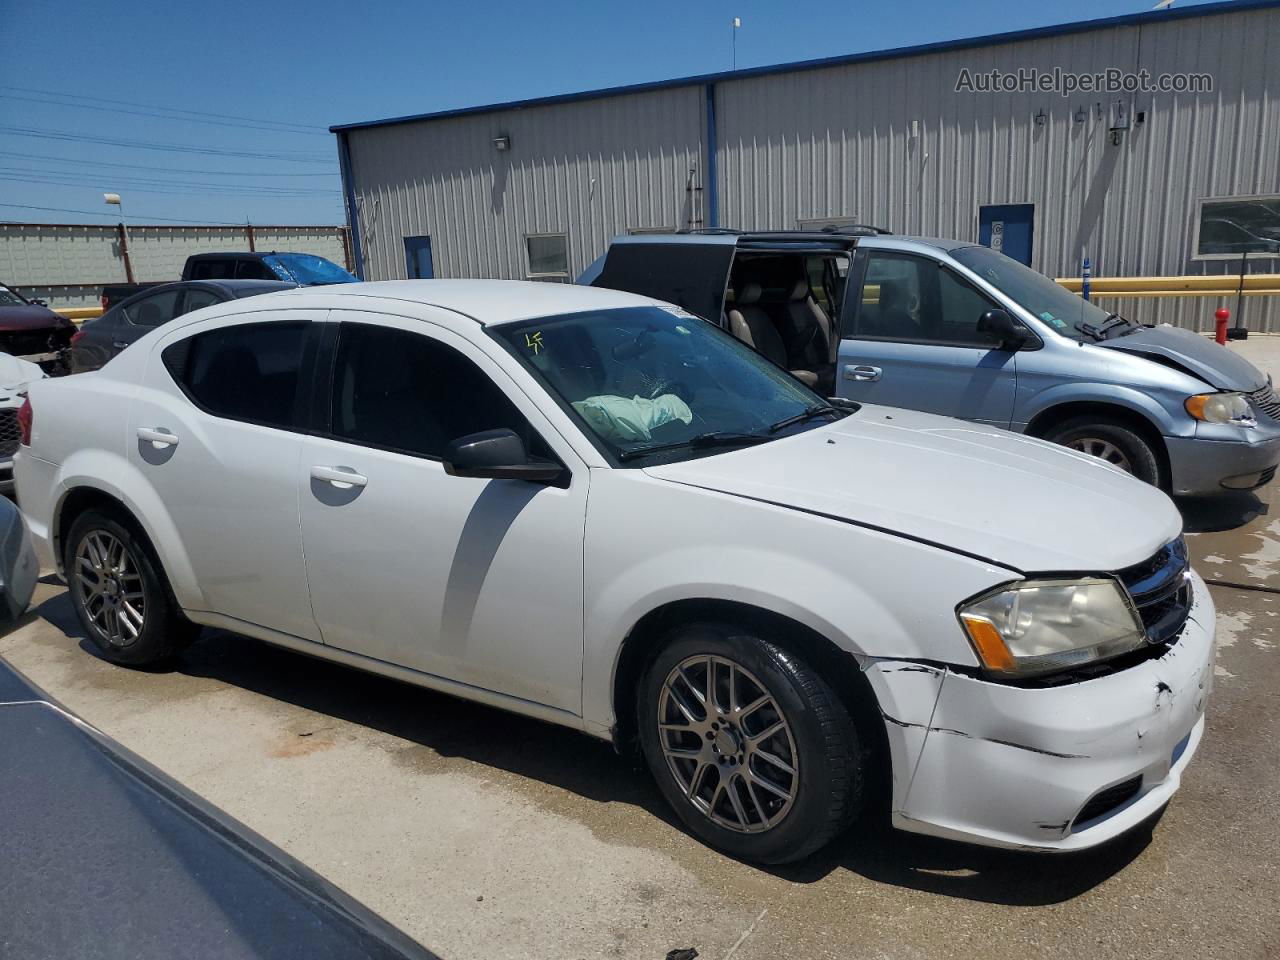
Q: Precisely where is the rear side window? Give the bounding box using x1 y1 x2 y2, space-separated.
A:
329 322 549 460
124 289 183 327
235 259 279 281
162 321 308 430
180 288 222 316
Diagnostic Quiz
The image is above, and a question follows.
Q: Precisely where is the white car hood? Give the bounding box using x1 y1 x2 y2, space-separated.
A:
0 352 43 399
644 405 1183 573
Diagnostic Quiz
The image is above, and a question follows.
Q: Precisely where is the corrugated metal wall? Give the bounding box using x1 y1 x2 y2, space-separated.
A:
341 3 1279 330
715 4 1280 330
0 224 351 308
345 86 706 282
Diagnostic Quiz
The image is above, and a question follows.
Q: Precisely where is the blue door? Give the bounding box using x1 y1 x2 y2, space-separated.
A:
403 236 434 279
979 204 1034 266
836 249 1018 427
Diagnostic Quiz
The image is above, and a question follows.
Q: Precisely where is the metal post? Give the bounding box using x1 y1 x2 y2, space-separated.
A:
246 223 256 252
116 222 135 284
1234 250 1248 333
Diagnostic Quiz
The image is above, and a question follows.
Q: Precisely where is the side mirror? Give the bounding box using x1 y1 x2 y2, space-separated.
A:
442 428 563 483
977 309 1032 350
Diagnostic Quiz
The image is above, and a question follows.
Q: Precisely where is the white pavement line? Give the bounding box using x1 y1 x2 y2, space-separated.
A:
722 907 768 960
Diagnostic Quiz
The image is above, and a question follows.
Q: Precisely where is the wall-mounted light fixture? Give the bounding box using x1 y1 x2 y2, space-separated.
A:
493 135 511 151
1074 106 1087 124
1034 108 1047 126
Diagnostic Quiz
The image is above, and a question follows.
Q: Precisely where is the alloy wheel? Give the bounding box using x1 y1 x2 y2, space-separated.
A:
1066 437 1133 473
656 654 800 833
74 530 145 647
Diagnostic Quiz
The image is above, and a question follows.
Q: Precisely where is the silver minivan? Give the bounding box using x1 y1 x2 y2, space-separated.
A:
583 230 1280 496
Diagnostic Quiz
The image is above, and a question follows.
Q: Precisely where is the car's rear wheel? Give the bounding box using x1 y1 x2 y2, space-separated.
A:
1044 416 1162 486
64 509 197 666
638 621 864 864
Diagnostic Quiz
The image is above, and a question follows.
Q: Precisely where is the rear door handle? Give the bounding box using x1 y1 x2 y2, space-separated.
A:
112 341 130 349
136 427 179 448
311 465 368 489
843 364 882 382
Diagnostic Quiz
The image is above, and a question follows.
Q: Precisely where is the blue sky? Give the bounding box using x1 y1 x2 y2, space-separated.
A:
1 0 1224 227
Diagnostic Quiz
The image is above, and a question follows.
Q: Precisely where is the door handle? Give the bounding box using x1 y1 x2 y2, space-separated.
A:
136 427 179 448
311 465 368 489
112 341 130 349
843 364 882 382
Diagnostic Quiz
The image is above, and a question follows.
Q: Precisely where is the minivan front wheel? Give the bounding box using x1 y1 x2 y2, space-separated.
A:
638 622 863 864
64 510 197 666
1044 416 1162 486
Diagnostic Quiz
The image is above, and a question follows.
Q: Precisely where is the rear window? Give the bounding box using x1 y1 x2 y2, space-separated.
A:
162 321 308 430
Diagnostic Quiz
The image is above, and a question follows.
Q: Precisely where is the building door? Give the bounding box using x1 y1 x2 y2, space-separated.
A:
978 205 1034 266
403 236 434 279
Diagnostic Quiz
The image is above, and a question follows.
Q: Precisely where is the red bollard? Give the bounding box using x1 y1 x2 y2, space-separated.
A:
1215 307 1230 345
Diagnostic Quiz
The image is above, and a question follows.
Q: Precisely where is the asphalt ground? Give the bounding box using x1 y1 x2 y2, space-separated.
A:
4 337 1280 960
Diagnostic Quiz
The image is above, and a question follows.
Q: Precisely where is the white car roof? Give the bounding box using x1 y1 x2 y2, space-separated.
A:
270 279 663 326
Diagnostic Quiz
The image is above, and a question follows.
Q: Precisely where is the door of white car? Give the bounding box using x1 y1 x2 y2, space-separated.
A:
295 312 589 714
128 312 325 640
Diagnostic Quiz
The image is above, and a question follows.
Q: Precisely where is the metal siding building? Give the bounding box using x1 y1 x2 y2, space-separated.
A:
334 0 1280 330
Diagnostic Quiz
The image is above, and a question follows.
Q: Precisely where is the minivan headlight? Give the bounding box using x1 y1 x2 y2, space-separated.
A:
1186 392 1255 427
958 577 1145 678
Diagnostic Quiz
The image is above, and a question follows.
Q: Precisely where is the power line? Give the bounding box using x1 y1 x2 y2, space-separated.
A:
0 150 339 178
0 92 331 137
0 84 326 134
0 202 342 226
0 171 339 198
0 126 336 163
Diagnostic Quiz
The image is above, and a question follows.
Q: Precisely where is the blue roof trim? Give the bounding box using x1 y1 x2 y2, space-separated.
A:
329 0 1279 133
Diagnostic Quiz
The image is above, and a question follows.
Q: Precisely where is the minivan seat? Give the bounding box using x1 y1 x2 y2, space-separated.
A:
728 283 819 388
783 279 832 386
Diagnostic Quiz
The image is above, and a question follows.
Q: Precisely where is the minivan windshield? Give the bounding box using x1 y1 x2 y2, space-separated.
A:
263 254 357 286
950 245 1124 341
493 306 843 465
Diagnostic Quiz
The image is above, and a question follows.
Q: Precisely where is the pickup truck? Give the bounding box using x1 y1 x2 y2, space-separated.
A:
100 251 356 311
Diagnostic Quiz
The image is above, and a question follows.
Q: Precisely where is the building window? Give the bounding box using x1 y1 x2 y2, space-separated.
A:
1192 195 1280 260
525 233 569 279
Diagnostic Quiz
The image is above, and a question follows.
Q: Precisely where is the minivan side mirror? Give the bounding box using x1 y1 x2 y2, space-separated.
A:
977 309 1033 351
442 428 563 483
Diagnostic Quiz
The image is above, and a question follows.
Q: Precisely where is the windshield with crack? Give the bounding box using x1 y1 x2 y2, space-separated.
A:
492 306 839 465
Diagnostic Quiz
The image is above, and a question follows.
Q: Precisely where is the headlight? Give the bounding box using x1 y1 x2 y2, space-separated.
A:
1186 392 1255 427
958 577 1145 678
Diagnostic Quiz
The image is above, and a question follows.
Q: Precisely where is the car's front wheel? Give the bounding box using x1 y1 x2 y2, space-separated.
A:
64 509 197 666
1044 415 1163 487
638 622 864 864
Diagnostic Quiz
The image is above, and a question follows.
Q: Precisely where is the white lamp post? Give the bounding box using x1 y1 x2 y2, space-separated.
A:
104 193 135 283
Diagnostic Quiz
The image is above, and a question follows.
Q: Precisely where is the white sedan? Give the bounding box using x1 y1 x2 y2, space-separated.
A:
15 280 1213 863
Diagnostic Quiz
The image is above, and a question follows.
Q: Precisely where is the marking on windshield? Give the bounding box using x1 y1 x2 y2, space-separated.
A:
525 331 544 354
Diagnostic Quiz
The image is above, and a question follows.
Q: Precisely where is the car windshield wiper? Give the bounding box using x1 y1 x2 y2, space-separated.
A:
617 431 772 461
767 403 844 434
1099 313 1137 338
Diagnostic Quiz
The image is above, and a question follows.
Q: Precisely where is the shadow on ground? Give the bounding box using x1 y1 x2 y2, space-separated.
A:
1177 491 1269 533
32 589 1152 907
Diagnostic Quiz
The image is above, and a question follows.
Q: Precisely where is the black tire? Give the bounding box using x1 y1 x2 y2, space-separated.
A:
638 621 864 864
63 508 198 666
1044 416 1163 487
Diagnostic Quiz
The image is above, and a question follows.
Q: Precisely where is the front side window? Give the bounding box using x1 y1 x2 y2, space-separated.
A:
235 259 279 281
492 306 830 465
526 234 569 279
329 323 548 461
125 289 183 327
851 252 1005 348
163 321 308 430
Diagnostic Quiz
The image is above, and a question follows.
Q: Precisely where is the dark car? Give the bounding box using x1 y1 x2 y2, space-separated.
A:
0 281 77 376
183 251 357 285
71 279 295 373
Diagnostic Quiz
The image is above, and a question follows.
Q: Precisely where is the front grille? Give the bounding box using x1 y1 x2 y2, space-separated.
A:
1248 381 1280 421
1117 537 1192 646
1074 775 1142 828
0 409 19 458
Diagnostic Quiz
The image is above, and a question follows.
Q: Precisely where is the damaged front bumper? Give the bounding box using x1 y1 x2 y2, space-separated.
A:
865 570 1215 852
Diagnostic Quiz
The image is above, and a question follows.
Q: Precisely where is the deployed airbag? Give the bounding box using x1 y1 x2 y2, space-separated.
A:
571 393 692 443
